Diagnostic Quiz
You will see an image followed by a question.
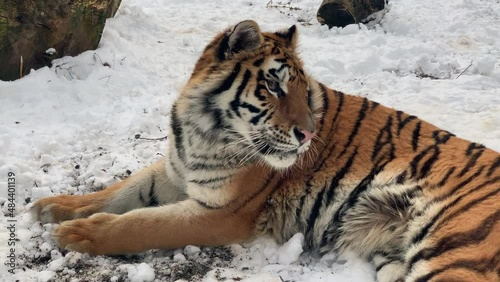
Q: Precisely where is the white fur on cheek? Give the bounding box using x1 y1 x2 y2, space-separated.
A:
297 140 311 154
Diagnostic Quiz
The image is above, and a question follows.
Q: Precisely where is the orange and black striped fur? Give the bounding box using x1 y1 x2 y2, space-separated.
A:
32 21 500 281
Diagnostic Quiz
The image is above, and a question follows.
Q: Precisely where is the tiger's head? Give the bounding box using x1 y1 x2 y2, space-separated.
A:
179 20 322 169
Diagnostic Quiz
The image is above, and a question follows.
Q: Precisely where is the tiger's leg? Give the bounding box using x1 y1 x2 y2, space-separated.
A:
52 199 256 255
31 160 187 223
371 253 405 282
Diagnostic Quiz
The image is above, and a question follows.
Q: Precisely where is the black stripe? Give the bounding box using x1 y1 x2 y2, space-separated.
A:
458 149 484 177
411 174 498 245
445 166 485 198
437 166 456 187
184 121 217 139
414 249 500 282
412 121 421 151
329 90 344 131
139 192 146 205
321 162 388 248
212 108 226 130
195 199 227 209
437 186 500 232
241 102 261 113
225 109 234 120
396 111 417 136
396 171 407 184
487 156 500 177
466 142 485 156
216 35 229 61
148 175 159 207
438 188 500 245
189 175 229 186
189 153 210 160
338 163 388 217
250 109 269 125
268 68 280 80
418 146 440 179
312 89 343 174
170 104 186 163
432 130 454 144
187 162 231 171
376 259 402 272
371 115 395 165
253 58 265 67
305 187 326 235
325 149 358 206
408 210 500 273
338 98 369 158
254 71 268 101
296 194 308 224
409 145 439 179
168 157 183 178
411 129 455 179
230 70 252 118
262 109 275 125
318 84 329 132
210 63 242 95
202 63 243 132
307 88 313 108
189 152 228 161
233 174 277 213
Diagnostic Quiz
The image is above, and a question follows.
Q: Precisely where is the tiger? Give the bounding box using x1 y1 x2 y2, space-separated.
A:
32 20 500 282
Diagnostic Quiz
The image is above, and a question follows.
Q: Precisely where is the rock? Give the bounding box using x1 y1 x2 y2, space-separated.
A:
317 0 386 28
0 0 121 81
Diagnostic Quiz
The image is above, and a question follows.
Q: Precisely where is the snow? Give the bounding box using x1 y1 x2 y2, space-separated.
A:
37 271 55 282
173 253 187 262
277 233 304 265
1 0 499 281
117 263 156 282
45 48 57 56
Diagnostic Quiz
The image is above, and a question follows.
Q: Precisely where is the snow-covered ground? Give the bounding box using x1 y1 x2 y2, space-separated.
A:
1 0 499 281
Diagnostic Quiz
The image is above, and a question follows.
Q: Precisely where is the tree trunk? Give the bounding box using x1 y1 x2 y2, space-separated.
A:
0 0 121 81
317 0 386 28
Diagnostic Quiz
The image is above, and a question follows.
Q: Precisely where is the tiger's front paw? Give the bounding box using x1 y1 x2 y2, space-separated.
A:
31 195 104 223
53 213 119 255
31 195 77 223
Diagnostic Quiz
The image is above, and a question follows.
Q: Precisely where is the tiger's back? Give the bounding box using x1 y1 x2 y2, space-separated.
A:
258 86 500 281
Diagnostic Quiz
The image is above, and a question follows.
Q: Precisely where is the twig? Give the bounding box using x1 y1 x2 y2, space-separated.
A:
19 56 23 79
266 0 301 10
93 53 104 65
98 75 112 84
456 60 473 79
134 134 168 141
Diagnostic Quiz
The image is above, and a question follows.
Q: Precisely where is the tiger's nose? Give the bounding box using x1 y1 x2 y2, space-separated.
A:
293 127 315 144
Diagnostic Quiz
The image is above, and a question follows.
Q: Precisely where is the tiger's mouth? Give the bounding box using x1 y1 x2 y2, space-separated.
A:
250 135 308 168
257 143 298 157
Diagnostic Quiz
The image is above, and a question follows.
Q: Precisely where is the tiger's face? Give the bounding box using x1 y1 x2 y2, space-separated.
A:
183 20 319 169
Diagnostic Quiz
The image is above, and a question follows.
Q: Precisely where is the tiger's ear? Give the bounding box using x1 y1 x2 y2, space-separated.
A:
226 20 263 57
275 25 298 49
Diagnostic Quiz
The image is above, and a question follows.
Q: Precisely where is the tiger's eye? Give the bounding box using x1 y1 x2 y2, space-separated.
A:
266 79 280 93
